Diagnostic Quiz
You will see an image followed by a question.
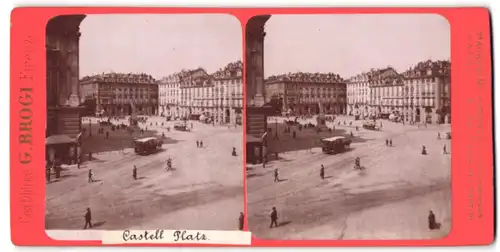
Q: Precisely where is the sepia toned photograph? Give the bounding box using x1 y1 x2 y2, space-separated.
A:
44 14 244 236
245 14 451 240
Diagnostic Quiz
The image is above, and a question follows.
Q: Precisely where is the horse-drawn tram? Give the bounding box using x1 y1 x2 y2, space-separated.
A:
134 137 163 155
321 136 352 154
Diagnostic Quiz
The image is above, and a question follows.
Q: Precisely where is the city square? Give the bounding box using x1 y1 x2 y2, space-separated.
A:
44 14 244 233
245 14 451 240
46 116 243 231
246 115 451 239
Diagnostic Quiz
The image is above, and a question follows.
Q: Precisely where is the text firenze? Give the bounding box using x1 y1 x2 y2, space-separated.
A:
122 230 208 242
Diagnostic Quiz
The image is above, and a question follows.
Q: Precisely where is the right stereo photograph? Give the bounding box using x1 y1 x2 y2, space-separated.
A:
245 14 452 240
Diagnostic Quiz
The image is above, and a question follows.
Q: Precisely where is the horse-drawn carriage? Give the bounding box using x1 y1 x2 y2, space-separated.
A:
321 136 352 154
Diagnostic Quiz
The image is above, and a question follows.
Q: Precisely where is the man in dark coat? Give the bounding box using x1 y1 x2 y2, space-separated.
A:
274 169 279 182
238 212 244 230
133 165 137 180
270 207 278 228
428 210 439 230
320 165 325 180
84 208 93 229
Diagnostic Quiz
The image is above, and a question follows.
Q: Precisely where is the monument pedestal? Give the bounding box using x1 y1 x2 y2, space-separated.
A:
316 115 329 131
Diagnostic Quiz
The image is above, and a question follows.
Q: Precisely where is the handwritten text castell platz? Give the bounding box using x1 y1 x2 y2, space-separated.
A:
100 229 252 245
18 35 35 224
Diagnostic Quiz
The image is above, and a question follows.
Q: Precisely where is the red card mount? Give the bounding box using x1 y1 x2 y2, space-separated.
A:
10 7 494 247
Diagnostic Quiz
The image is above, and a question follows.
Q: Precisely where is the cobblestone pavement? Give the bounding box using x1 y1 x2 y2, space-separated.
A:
45 117 244 231
247 116 451 240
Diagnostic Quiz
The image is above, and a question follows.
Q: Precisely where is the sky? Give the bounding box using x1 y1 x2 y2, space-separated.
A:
79 14 242 79
263 14 450 78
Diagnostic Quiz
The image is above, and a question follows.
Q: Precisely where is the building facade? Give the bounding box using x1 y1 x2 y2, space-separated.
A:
265 72 347 115
80 73 159 116
402 60 451 124
346 72 371 116
368 67 405 116
177 68 213 118
211 60 244 124
46 15 86 138
157 61 243 124
345 60 451 123
158 73 181 118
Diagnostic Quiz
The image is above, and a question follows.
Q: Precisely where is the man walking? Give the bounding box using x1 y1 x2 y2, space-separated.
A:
133 165 137 180
84 208 93 229
274 168 280 182
320 165 325 180
270 207 279 228
88 169 94 183
239 212 244 230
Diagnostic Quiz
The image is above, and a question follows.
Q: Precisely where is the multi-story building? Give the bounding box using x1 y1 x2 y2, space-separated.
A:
80 73 159 116
265 72 347 115
158 73 181 118
346 60 451 124
177 68 213 118
211 60 244 124
402 60 451 124
346 72 371 116
368 67 405 116
157 60 243 124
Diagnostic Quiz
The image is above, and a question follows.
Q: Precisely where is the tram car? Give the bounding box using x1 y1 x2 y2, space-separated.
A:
321 136 352 154
134 137 163 155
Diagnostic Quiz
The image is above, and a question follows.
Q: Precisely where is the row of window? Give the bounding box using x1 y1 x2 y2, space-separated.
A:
349 76 443 85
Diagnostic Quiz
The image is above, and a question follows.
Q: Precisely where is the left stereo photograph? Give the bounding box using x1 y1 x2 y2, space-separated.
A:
44 14 245 240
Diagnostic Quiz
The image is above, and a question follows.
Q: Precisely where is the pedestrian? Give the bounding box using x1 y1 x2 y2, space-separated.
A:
320 165 325 180
274 168 280 182
389 139 393 147
232 147 237 156
88 169 94 183
84 207 93 229
443 144 447 154
46 167 51 183
437 132 441 140
133 165 137 180
421 145 427 155
428 210 439 230
270 207 279 228
196 140 199 148
200 140 203 148
239 212 244 230
385 139 389 146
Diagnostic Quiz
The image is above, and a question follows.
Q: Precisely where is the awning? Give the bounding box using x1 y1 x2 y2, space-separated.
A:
246 135 262 144
46 134 76 145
